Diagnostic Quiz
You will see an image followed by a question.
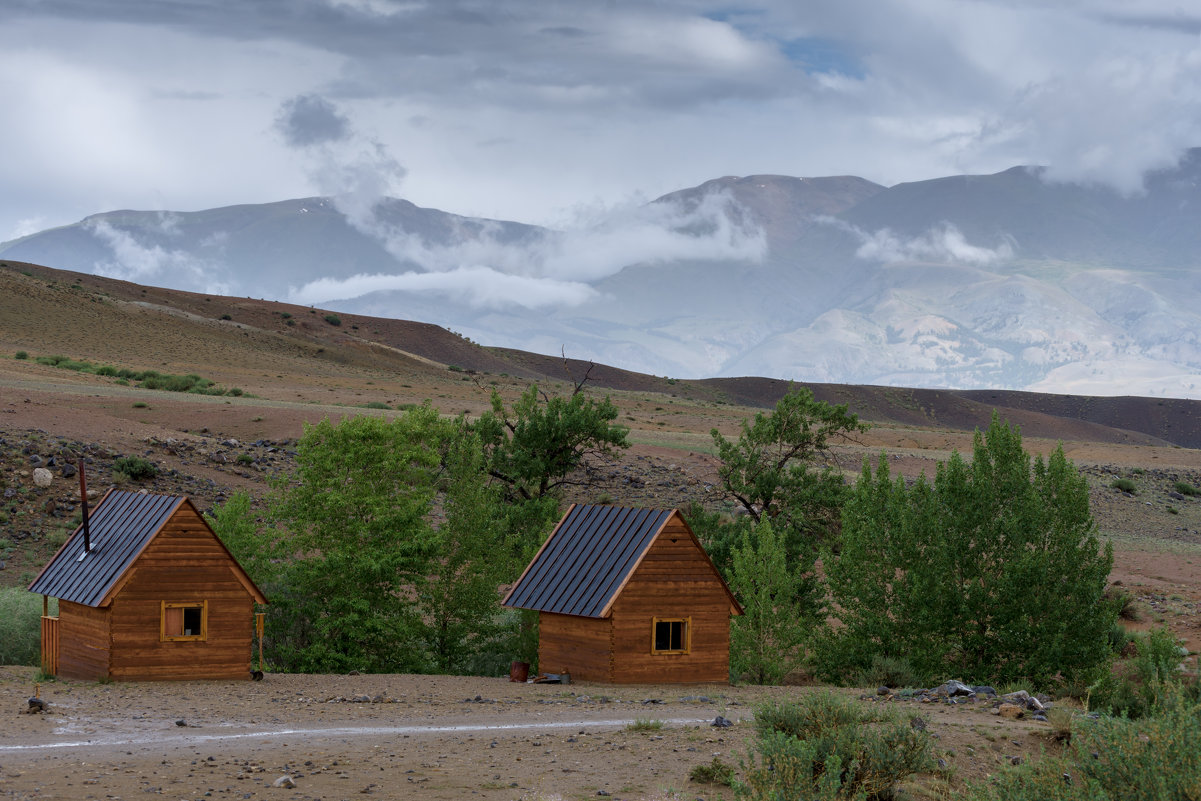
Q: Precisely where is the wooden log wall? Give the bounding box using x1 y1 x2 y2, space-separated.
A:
538 612 613 682
57 600 111 681
107 506 256 681
607 518 733 684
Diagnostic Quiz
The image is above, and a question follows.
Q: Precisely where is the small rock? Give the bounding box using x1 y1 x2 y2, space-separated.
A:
272 776 296 788
712 716 733 728
26 697 48 713
32 467 53 488
175 719 188 727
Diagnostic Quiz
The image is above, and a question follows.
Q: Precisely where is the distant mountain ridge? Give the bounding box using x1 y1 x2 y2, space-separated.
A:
4 149 1200 398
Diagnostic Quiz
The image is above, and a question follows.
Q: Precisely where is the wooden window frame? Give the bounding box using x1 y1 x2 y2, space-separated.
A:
161 600 208 642
651 616 691 655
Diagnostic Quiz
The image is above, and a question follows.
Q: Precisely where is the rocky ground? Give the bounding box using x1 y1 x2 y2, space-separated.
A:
0 667 1064 801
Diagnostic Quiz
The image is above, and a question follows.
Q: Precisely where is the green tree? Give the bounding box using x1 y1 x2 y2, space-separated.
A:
728 518 817 684
711 385 866 557
415 428 557 674
475 383 629 502
268 406 449 673
817 413 1114 686
205 490 275 586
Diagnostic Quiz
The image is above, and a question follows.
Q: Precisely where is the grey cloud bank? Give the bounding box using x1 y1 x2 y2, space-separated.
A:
1 0 1200 241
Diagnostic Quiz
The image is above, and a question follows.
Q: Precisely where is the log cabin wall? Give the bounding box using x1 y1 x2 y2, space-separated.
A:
538 612 613 682
57 600 111 680
107 506 256 681
607 519 733 684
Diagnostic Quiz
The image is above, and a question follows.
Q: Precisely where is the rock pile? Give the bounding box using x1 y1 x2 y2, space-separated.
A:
866 680 1052 722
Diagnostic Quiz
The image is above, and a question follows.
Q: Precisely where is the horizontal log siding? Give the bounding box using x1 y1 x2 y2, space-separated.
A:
538 612 613 682
57 600 111 681
108 507 256 681
608 522 732 684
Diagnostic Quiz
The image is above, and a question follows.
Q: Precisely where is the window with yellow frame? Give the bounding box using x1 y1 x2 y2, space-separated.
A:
651 616 690 654
161 600 208 641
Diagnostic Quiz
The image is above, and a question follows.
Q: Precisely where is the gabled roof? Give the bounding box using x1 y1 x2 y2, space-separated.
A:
502 504 740 619
28 489 267 607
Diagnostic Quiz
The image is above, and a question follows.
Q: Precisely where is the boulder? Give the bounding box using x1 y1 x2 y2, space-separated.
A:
32 468 52 488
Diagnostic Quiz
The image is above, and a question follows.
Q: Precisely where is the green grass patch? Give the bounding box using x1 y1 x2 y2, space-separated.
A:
22 352 249 396
626 718 664 732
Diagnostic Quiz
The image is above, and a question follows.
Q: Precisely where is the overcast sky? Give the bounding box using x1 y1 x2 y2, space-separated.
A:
2 0 1200 242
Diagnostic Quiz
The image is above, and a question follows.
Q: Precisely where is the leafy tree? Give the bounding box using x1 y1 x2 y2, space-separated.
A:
267 407 449 673
204 490 273 583
728 518 818 684
817 413 1114 686
415 428 557 674
711 385 866 557
475 382 629 502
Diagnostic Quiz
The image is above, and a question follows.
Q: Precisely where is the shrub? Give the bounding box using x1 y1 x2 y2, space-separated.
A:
626 718 664 732
236 453 254 465
14 350 28 360
1107 587 1141 621
363 401 391 410
281 312 292 319
220 314 232 321
964 689 1201 801
228 387 244 397
132 401 148 409
744 692 934 801
1175 481 1200 497
112 455 158 481
689 756 736 786
323 313 341 326
0 588 55 666
1111 478 1137 493
855 654 920 689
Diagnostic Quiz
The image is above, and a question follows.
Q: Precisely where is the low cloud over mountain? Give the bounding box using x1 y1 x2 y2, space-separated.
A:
4 153 1201 398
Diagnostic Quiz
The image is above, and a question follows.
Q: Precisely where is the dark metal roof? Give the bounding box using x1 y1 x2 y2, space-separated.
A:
28 490 184 607
502 504 673 618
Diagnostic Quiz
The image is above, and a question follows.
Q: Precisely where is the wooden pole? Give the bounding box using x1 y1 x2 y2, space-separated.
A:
255 612 265 672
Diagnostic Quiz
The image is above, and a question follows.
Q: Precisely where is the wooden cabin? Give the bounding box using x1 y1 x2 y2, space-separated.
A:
502 504 742 684
28 490 267 681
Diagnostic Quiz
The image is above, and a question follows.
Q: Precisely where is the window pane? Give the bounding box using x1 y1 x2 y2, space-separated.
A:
670 621 683 651
655 621 672 651
164 606 183 636
183 607 202 636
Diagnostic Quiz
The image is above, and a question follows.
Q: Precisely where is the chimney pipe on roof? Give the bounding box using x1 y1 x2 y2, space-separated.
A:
78 459 91 552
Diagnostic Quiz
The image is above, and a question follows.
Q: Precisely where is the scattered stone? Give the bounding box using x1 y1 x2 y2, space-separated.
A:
712 716 733 728
272 775 296 788
26 697 48 714
32 467 52 487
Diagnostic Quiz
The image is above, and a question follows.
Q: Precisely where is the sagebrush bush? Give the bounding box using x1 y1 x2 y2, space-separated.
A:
1174 481 1200 497
1111 477 1137 493
744 692 934 800
965 689 1201 801
855 654 920 689
323 313 341 326
0 588 55 666
112 455 158 481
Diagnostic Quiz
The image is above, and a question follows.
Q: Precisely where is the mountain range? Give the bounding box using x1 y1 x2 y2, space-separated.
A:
4 149 1200 398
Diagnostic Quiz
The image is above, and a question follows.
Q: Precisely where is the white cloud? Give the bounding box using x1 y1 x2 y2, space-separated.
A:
818 218 1014 265
288 266 595 309
86 219 232 295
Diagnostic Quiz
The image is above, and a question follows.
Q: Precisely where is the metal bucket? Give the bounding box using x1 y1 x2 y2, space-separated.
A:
509 661 530 682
